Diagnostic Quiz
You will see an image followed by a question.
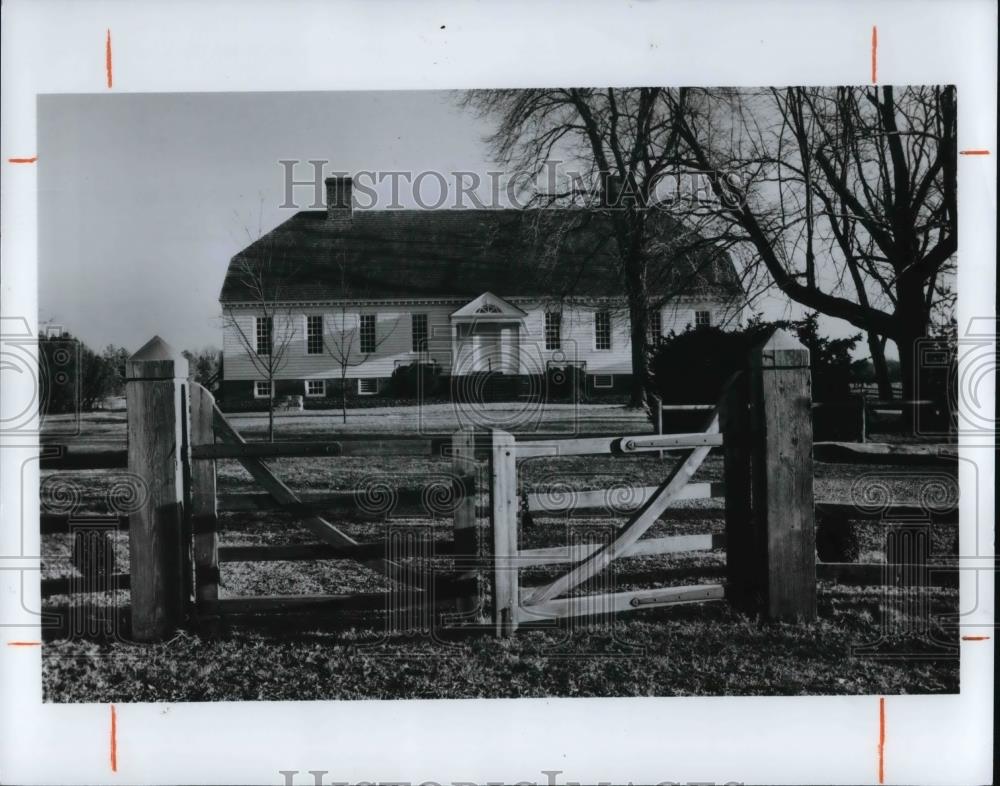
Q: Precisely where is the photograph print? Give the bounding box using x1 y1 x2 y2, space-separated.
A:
35 84 961 702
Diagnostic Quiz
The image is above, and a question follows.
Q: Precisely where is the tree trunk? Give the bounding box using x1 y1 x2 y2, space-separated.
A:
341 373 348 425
867 331 894 400
626 290 651 410
267 386 275 442
895 278 931 430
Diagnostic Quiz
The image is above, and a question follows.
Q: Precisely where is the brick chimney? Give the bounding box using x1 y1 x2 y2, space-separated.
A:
325 176 353 227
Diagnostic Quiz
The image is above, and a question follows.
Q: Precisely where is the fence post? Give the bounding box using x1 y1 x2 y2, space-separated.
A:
858 393 868 443
749 330 817 621
189 382 220 636
125 336 190 642
721 372 761 612
653 394 664 459
451 428 481 620
490 429 518 636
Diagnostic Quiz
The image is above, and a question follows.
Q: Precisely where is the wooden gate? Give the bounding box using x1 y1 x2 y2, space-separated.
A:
487 413 726 636
485 329 822 636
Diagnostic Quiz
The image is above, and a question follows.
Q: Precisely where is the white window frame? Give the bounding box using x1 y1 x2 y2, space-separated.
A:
253 380 272 399
305 314 324 355
544 311 562 351
254 316 272 356
594 310 612 351
411 313 429 353
592 374 614 389
649 310 663 342
359 313 377 354
695 309 712 328
358 378 379 396
305 379 325 397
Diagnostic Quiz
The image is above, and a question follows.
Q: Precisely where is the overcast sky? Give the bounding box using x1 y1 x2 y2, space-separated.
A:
39 91 497 353
40 90 830 355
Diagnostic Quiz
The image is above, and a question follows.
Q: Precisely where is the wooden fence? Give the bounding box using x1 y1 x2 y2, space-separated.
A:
657 389 952 445
40 332 959 642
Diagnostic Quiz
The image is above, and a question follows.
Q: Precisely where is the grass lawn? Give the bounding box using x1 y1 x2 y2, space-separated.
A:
42 583 959 702
39 406 960 701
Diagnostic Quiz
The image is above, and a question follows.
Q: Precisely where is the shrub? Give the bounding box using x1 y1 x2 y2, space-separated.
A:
388 362 443 398
792 313 861 401
650 324 770 404
649 314 862 405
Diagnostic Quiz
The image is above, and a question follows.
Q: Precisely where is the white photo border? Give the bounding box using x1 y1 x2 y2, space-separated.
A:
1 1 994 784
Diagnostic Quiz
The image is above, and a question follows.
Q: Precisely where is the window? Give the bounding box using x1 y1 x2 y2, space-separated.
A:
255 316 272 355
358 378 379 395
412 313 428 353
695 310 712 328
544 311 562 351
594 310 612 350
306 315 323 355
305 380 325 397
649 310 663 343
359 314 377 354
593 374 614 389
253 380 272 399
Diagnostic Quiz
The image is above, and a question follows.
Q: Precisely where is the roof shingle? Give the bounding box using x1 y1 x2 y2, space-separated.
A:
219 208 743 304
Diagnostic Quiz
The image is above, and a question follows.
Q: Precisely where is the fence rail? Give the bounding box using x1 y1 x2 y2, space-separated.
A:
524 481 724 514
813 441 957 466
40 447 128 470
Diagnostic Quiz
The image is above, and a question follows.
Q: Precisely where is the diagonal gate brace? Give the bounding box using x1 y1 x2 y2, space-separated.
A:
522 413 719 607
211 405 425 590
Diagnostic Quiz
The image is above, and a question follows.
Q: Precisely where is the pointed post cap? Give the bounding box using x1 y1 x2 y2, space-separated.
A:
126 335 189 380
752 328 810 369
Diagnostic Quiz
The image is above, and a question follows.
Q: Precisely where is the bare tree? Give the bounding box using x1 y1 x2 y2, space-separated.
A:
182 346 222 392
666 85 957 402
322 253 400 424
221 231 298 441
460 88 699 409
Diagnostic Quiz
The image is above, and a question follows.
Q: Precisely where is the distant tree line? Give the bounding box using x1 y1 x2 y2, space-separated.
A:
38 331 220 414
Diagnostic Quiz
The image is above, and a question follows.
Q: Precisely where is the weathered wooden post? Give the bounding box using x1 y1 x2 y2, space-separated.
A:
189 382 220 636
126 336 189 641
653 394 664 460
451 428 481 620
858 393 868 444
749 329 817 621
490 429 518 636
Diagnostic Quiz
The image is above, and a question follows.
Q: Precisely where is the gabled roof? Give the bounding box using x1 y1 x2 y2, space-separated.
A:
219 208 744 304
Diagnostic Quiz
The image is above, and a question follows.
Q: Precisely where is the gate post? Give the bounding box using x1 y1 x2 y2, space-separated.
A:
189 383 220 636
749 330 817 621
489 429 518 636
451 428 481 620
126 336 189 642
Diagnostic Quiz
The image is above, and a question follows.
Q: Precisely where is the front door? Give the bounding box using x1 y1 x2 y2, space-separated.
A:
473 325 502 372
498 325 520 374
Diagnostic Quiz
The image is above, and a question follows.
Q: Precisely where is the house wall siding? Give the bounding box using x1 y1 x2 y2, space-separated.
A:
223 305 457 381
221 297 739 383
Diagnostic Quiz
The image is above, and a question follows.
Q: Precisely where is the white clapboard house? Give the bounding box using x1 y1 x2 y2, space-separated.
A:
218 177 744 403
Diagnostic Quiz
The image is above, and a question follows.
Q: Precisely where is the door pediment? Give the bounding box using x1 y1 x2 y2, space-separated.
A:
451 292 527 322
